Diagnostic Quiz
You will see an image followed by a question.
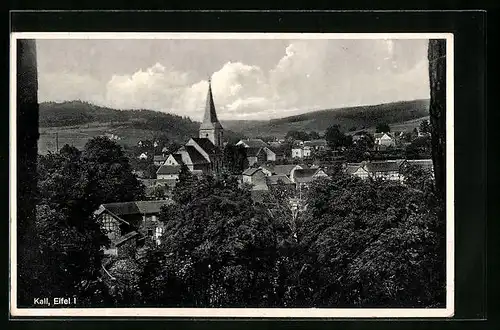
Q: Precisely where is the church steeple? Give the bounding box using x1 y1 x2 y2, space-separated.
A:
199 77 223 147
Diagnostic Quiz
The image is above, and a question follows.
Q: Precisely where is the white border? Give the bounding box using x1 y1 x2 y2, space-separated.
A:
9 32 454 318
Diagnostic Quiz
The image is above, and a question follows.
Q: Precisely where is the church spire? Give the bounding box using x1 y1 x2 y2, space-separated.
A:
200 77 222 130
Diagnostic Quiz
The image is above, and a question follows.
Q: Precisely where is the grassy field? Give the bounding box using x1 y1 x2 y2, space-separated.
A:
38 123 172 154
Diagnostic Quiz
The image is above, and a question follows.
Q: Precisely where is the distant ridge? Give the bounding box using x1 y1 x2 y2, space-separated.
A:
222 99 430 137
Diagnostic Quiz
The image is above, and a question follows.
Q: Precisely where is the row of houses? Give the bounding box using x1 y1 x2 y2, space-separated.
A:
98 158 434 257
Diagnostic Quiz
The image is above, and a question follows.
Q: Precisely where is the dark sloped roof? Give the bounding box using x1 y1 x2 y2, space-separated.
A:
406 159 434 169
243 167 262 176
100 200 173 217
153 155 167 161
135 200 173 214
156 165 181 175
364 161 401 173
294 168 321 178
269 164 299 176
266 174 293 185
172 154 183 164
191 137 218 154
246 147 263 157
184 146 210 164
115 231 140 246
304 139 327 147
239 139 268 148
200 80 223 130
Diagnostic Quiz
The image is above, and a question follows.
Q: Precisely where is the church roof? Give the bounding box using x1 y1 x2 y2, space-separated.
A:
200 80 223 130
184 146 210 165
191 137 219 154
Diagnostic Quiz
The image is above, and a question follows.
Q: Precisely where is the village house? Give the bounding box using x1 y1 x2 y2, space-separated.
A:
236 139 277 165
374 133 396 150
138 152 148 160
266 174 295 187
153 154 168 166
291 147 305 159
156 165 181 180
242 168 269 191
292 168 329 192
260 164 303 180
236 139 268 148
95 199 173 257
347 160 406 182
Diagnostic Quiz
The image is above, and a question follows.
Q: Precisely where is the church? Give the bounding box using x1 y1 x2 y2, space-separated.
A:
157 79 224 177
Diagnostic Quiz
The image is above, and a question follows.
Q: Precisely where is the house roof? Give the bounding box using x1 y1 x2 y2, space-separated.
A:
239 139 268 148
153 155 167 161
364 161 403 173
115 231 140 247
242 167 262 176
263 164 300 176
266 174 293 185
171 153 183 164
293 168 327 183
245 147 263 157
405 159 434 170
156 165 181 175
304 139 327 147
191 137 218 154
97 200 173 219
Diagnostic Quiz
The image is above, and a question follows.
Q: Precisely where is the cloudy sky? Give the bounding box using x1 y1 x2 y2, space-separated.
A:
36 38 430 121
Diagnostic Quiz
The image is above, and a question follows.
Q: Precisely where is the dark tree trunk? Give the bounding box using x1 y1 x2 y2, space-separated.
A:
428 39 447 202
16 39 40 306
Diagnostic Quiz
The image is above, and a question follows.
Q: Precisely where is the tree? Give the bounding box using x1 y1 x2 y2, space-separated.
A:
325 125 349 150
223 144 249 175
295 174 445 307
285 130 310 142
419 119 431 135
141 174 279 307
428 39 447 201
308 131 321 140
376 123 391 133
81 136 145 205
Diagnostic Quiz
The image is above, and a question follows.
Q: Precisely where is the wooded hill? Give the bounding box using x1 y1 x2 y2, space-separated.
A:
222 99 430 137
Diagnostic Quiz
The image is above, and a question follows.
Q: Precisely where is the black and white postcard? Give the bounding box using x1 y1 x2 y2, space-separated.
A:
10 32 454 318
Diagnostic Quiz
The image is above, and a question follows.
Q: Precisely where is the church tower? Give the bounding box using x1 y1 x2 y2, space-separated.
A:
199 78 223 147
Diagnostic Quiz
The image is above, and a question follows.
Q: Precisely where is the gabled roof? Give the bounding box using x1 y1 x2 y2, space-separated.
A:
364 161 402 173
200 80 223 130
262 164 301 176
303 139 327 147
115 231 140 247
184 146 210 164
246 147 263 157
97 200 173 219
191 137 218 154
238 139 268 148
153 155 168 161
242 167 262 176
171 154 183 164
135 200 174 214
293 168 327 183
266 174 293 185
156 165 181 175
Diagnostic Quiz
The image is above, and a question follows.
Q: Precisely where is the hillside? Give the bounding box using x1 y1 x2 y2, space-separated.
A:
223 99 430 137
38 101 244 154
